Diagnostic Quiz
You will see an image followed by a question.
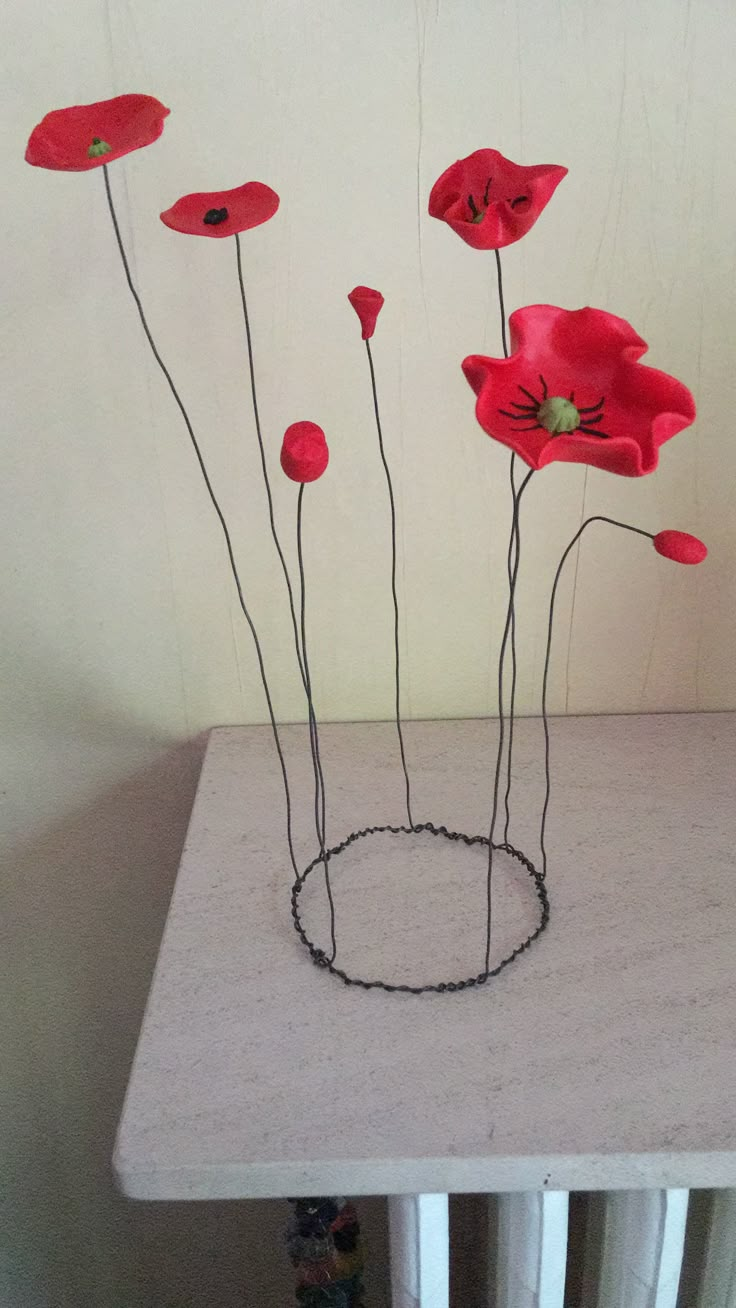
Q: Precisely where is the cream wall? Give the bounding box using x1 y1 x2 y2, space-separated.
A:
2 0 735 1304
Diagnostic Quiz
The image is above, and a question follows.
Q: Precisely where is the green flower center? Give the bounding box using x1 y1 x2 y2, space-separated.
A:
88 137 112 158
537 396 581 435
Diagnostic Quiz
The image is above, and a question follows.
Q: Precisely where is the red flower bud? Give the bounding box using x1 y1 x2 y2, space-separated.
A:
280 422 329 483
348 286 384 340
653 530 708 565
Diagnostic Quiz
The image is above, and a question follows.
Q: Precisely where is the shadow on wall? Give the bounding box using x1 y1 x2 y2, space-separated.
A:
4 737 390 1307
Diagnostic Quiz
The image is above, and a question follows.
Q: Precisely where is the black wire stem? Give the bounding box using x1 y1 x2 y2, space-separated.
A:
540 516 655 878
484 467 534 972
494 248 510 358
296 484 337 962
502 453 519 843
365 338 415 828
234 233 324 841
101 164 298 877
494 249 519 845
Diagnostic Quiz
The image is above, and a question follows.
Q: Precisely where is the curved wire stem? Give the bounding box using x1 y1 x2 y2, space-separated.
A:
234 233 324 842
365 338 415 828
101 164 298 877
494 248 510 358
502 454 519 842
540 516 655 878
494 249 519 845
484 469 535 972
296 485 337 962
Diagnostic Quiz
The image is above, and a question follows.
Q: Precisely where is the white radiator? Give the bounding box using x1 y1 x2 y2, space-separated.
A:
386 1188 736 1307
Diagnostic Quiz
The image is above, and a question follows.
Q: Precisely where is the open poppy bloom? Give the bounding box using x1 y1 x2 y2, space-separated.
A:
281 422 329 483
653 530 708 565
25 94 169 172
462 305 696 477
160 182 279 238
429 148 567 250
348 286 384 339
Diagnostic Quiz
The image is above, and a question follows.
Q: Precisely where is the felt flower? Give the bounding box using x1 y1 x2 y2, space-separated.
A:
462 305 696 477
348 286 384 339
653 530 708 565
429 148 567 250
25 94 169 172
281 422 329 483
160 182 279 237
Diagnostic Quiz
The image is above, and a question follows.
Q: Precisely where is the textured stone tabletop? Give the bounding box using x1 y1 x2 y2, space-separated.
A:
115 714 736 1199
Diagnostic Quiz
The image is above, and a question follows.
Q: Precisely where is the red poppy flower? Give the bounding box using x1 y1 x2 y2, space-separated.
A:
653 530 708 565
462 305 696 477
25 94 169 172
160 182 279 238
280 422 329 483
348 286 384 339
428 148 567 250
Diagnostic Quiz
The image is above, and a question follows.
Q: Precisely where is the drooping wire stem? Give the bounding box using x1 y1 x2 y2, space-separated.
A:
296 484 337 962
540 516 655 879
494 249 519 846
484 469 535 972
101 164 298 877
365 338 415 829
234 233 324 842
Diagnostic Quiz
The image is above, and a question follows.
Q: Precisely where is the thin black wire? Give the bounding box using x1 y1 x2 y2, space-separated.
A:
101 164 298 877
291 823 549 994
234 233 308 689
494 248 518 846
484 468 534 972
494 248 509 358
365 338 415 829
234 233 324 842
502 454 519 843
540 516 655 878
296 484 337 962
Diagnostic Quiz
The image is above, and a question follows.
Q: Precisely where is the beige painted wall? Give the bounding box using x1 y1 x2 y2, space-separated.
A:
3 0 734 1303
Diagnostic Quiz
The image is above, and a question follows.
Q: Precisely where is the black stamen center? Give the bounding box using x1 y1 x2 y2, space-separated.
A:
204 207 229 226
510 195 529 209
498 380 610 439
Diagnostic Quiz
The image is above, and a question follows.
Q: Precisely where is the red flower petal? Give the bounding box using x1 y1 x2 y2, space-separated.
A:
462 305 696 477
280 422 329 483
160 182 279 238
25 94 169 172
348 286 384 339
429 148 567 250
653 530 708 564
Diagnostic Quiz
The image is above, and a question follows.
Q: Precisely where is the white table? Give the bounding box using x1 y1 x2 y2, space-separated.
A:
115 714 736 1307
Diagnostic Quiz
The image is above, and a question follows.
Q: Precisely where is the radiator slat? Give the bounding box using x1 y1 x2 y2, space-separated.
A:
495 1191 569 1308
388 1193 449 1308
597 1189 689 1307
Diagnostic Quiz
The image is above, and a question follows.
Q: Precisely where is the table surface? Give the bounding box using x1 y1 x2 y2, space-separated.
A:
115 713 736 1199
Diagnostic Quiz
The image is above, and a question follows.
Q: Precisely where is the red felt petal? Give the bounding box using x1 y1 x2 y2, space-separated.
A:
347 286 384 339
653 530 708 564
429 148 567 250
462 304 696 478
281 422 329 483
160 182 280 238
25 94 169 172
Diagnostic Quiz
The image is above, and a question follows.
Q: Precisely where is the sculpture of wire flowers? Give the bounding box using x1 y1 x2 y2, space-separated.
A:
26 99 708 994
